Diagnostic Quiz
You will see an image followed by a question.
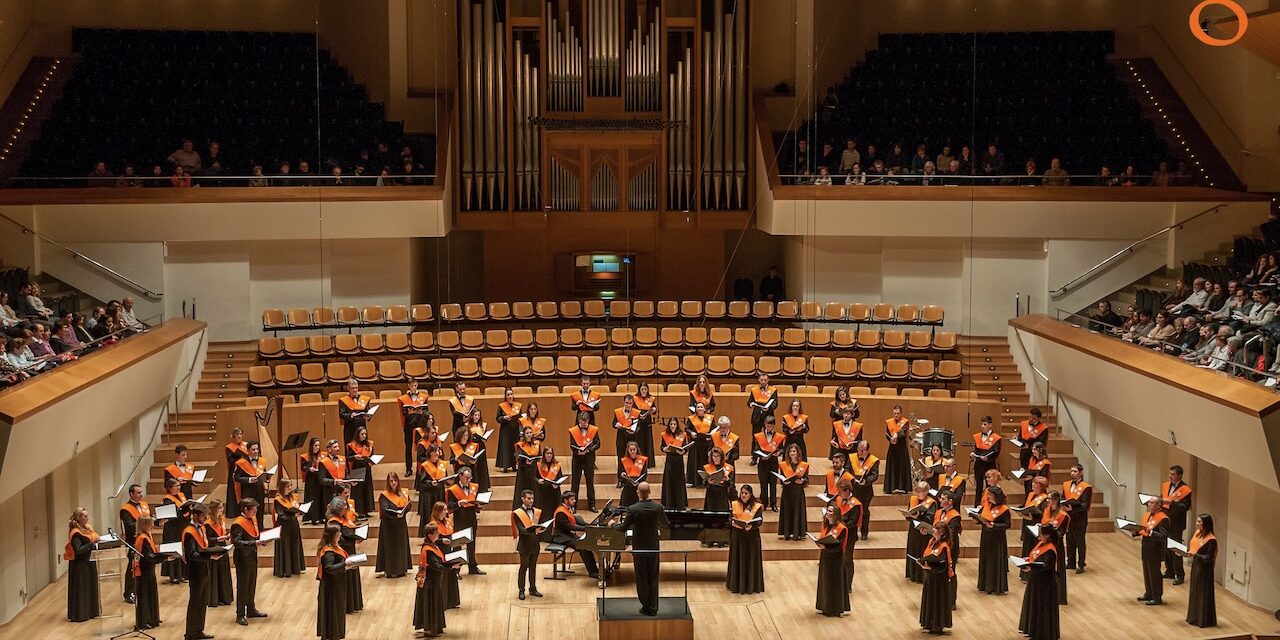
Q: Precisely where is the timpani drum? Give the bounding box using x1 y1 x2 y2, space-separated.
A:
919 429 956 455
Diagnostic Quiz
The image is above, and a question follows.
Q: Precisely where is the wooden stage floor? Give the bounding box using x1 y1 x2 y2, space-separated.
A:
6 533 1275 639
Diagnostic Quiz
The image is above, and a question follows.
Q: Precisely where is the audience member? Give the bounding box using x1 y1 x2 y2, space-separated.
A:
1160 280 1189 311
169 165 193 188
118 297 144 332
760 267 785 302
1089 300 1122 331
87 161 114 187
814 166 833 186
1020 160 1039 186
1097 165 1119 187
1170 278 1210 316
1042 158 1069 186
957 145 973 174
0 292 19 328
1136 311 1177 347
844 163 866 185
839 140 860 173
910 145 930 174
1119 165 1139 187
886 143 908 173
817 143 839 175
980 144 1007 180
1150 162 1172 187
144 165 166 187
117 165 142 187
732 271 753 302
247 165 269 187
167 139 202 172
935 146 954 173
18 282 53 320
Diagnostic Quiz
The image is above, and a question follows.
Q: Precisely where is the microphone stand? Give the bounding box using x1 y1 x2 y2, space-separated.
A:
106 528 157 640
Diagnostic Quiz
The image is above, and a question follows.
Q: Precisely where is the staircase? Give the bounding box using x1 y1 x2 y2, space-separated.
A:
147 341 257 494
0 56 77 183
1113 57 1243 190
1090 237 1239 318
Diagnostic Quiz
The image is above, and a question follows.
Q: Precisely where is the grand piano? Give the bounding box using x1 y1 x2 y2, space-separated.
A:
577 505 731 583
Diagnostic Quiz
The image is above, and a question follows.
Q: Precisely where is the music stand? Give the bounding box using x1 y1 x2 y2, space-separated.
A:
282 430 309 485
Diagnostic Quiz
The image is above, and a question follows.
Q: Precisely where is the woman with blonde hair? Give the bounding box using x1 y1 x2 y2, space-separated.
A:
65 507 101 622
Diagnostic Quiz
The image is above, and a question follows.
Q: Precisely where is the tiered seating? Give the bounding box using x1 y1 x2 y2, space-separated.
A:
247 354 963 391
23 29 402 181
262 300 946 332
257 327 959 360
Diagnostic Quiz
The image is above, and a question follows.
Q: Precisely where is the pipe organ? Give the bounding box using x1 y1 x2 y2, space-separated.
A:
455 0 749 213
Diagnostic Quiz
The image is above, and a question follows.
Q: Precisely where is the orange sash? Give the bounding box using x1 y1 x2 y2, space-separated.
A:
433 516 455 537
614 407 641 429
448 483 478 504
122 501 152 521
782 413 807 434
780 460 809 479
499 401 522 417
448 394 474 415
634 395 654 413
825 470 854 495
382 490 410 509
420 459 449 480
348 441 374 459
519 415 547 437
320 454 347 479
165 463 195 480
233 515 260 539
851 454 879 479
663 431 688 449
340 395 369 411
571 389 600 410
417 543 446 586
974 431 1001 451
732 500 763 527
511 506 543 537
712 430 738 453
569 425 599 447
886 416 908 437
516 441 541 458
1028 540 1057 570
1024 492 1047 509
1188 532 1217 559
1141 511 1169 537
941 473 965 492
821 520 848 551
832 420 862 446
924 539 954 576
132 533 156 576
1063 480 1091 501
754 430 785 453
750 386 774 405
621 455 648 478
63 527 99 560
1161 481 1192 503
1040 507 1069 529
181 524 208 562
690 389 714 409
981 503 1009 521
1020 420 1047 441
688 414 714 435
538 461 561 481
316 545 348 580
1027 456 1051 473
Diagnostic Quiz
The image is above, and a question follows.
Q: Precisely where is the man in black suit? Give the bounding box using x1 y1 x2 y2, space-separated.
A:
614 482 669 616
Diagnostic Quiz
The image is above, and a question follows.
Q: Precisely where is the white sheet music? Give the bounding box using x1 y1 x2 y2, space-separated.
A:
192 469 208 483
365 404 380 417
154 504 178 520
97 533 119 543
345 553 368 565
475 492 493 505
1137 492 1161 505
451 527 473 543
1009 555 1033 568
266 465 279 476
1026 524 1041 537
299 501 313 514
159 542 182 554
355 525 370 540
1167 538 1188 553
444 549 468 564
369 454 385 465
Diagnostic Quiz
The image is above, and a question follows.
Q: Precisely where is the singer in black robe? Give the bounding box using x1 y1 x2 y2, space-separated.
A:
273 491 305 577
66 523 100 622
726 488 765 594
918 532 954 635
814 516 849 616
375 486 413 578
1018 535 1061 640
182 508 221 640
301 440 326 524
1186 514 1218 628
976 492 1012 595
660 421 689 508
132 531 164 630
413 529 449 637
316 531 348 640
230 506 266 623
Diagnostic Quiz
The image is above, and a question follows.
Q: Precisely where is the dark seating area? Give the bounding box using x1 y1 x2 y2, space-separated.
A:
19 29 426 186
786 30 1169 183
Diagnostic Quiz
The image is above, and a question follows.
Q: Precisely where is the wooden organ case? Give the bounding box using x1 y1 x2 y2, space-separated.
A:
454 0 750 222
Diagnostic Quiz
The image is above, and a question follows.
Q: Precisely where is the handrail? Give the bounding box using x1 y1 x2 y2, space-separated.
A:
1048 202 1229 298
108 327 205 501
1010 325 1127 489
0 213 163 300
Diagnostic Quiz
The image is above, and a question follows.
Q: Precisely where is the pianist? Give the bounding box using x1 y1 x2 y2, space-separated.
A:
613 482 669 616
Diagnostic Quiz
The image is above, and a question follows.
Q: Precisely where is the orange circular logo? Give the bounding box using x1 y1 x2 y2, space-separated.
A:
1190 0 1248 46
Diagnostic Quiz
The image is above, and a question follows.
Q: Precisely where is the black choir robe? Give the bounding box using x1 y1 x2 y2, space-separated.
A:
815 523 849 616
182 527 220 640
413 546 449 635
132 534 164 629
919 542 953 632
273 496 305 577
229 518 260 615
1018 545 1060 640
1186 536 1218 628
316 549 348 640
726 501 765 594
977 508 1012 594
375 491 413 578
66 530 100 622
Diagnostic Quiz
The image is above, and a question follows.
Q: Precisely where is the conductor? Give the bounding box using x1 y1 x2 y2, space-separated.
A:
614 481 669 616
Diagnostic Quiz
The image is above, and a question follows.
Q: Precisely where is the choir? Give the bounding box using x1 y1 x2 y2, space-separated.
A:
66 386 1223 638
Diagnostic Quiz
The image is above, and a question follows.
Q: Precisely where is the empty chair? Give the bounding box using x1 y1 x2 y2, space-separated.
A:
460 330 484 351
511 302 535 321
656 301 679 319
293 361 324 386
616 384 637 394
884 359 910 380
583 328 607 349
488 302 512 321
631 355 656 377
927 389 951 398
580 356 604 377
807 328 831 349
245 396 269 408
846 303 871 323
485 330 509 350
874 387 899 396
436 331 461 352
410 304 434 323
536 385 559 394
583 300 606 319
831 329 855 350
933 332 958 351
774 385 794 394
856 329 881 350
833 358 859 379
706 356 731 377
796 384 819 394
708 327 733 348
286 308 312 327
909 360 936 381
556 356 581 377
440 304 463 322
560 301 583 319
606 355 630 377
882 330 906 350
309 335 335 356
666 383 690 394
800 302 822 321
751 301 774 319
859 358 884 379
703 301 726 319
660 327 684 348
731 355 756 376
455 358 480 380
727 301 750 319
769 356 795 377
824 303 847 321
275 364 302 387
907 331 933 351
463 303 487 322
410 331 435 352
758 327 782 349
384 333 411 353
610 327 635 348
360 333 385 354
249 365 274 389
775 301 798 320
282 336 308 358
680 300 703 318
334 334 360 356
535 329 559 350
263 309 287 331
259 337 285 359
896 304 920 324
632 301 655 319
337 306 361 325
480 357 505 378
734 327 757 348
871 303 895 323
635 327 659 348
656 355 680 377
782 328 806 349
681 355 706 376
404 359 429 381
809 356 834 378
718 383 741 392
609 300 632 319
510 329 534 350
386 305 410 324
379 389 401 400
323 361 351 384
506 357 531 378
684 326 709 348
430 359 456 380
311 307 337 327
921 304 945 325
379 360 405 382
850 386 872 396
511 386 534 395
954 389 976 399
560 328 584 349
536 302 559 320
937 360 962 382
361 305 385 325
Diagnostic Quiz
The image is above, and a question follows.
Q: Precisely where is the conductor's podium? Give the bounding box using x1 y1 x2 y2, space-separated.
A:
597 595 694 640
